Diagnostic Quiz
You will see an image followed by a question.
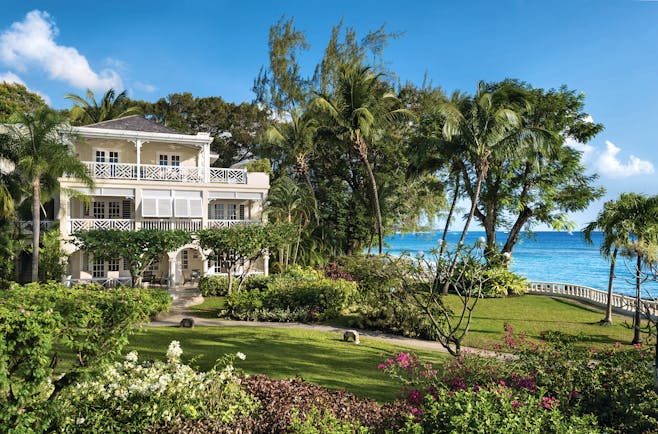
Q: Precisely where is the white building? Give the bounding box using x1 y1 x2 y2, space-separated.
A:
57 116 269 287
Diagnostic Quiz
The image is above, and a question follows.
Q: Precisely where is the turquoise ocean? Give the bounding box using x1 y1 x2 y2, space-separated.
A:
385 231 658 297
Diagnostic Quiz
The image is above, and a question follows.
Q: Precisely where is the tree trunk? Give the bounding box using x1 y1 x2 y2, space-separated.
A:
601 247 618 325
357 141 384 255
632 254 643 345
31 178 40 282
441 171 484 295
439 174 460 259
501 207 533 266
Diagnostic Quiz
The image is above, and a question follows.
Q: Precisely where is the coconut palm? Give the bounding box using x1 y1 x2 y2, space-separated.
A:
65 88 141 125
313 62 414 254
264 109 318 213
583 197 634 325
3 107 94 281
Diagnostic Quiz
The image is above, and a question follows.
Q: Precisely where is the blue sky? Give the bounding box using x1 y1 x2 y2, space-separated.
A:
0 0 656 229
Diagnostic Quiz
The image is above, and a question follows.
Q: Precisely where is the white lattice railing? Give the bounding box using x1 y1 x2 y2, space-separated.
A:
140 219 203 231
140 164 202 182
66 218 257 234
209 168 247 184
81 162 247 184
69 218 135 233
66 277 133 287
206 219 256 228
84 162 137 179
528 281 658 317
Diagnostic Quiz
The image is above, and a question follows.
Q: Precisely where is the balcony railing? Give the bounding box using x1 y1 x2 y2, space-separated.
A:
69 218 135 233
207 219 256 228
66 218 256 234
81 162 247 184
19 220 55 232
140 219 203 231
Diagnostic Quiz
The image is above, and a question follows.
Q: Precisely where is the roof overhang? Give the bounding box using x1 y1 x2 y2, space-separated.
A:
72 126 214 147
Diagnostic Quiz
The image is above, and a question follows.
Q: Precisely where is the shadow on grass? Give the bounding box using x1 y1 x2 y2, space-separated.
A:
127 326 445 402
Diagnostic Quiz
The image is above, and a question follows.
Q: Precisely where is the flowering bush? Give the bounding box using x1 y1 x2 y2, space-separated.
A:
0 282 170 433
398 388 598 434
381 324 658 433
54 342 257 433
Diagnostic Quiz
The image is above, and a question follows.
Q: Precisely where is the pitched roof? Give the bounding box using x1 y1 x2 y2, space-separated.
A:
85 115 184 135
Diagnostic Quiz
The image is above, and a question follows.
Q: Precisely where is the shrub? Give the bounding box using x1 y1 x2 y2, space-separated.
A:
0 282 171 433
381 324 658 433
480 267 528 297
199 275 230 296
55 343 257 433
399 388 599 434
220 267 356 322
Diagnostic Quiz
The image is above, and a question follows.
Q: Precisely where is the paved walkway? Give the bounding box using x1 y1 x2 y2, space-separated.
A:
149 288 501 358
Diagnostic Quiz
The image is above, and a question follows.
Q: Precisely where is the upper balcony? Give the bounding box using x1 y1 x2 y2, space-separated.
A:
82 162 248 184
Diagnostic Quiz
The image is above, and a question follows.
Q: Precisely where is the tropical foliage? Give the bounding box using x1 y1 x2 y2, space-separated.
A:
73 229 191 287
65 88 141 125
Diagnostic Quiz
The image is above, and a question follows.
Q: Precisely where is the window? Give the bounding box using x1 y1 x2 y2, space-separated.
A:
108 201 120 219
107 259 120 272
122 258 129 271
93 201 105 218
182 250 189 270
158 154 168 166
108 151 119 163
228 204 237 220
92 259 105 278
239 204 245 220
171 155 181 167
158 154 181 166
95 150 106 163
213 203 225 220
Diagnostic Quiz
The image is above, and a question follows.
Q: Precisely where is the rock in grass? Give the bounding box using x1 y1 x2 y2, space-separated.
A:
343 330 360 344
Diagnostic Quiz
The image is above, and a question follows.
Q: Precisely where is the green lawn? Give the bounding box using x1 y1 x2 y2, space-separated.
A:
190 294 638 351
188 296 225 318
445 295 635 350
127 326 446 402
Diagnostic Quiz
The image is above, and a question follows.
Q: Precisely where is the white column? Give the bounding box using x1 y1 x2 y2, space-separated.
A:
168 256 176 288
136 140 142 181
203 143 210 183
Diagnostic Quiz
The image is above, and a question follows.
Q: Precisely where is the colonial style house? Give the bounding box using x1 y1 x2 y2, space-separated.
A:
57 116 269 287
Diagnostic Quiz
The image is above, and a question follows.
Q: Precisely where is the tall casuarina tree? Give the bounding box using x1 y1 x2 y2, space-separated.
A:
313 62 413 254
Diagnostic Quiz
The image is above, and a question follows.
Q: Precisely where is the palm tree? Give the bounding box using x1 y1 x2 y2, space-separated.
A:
3 107 94 281
264 109 319 215
65 88 141 125
264 175 317 267
583 197 633 325
439 85 522 253
313 62 413 254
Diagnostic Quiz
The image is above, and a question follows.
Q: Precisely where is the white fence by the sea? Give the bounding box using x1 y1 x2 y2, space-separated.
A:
528 281 658 318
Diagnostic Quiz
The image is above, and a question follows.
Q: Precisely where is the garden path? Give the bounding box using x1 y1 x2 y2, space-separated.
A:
148 288 501 358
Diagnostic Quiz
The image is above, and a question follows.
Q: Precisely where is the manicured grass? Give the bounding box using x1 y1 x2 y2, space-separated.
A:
188 296 225 318
444 295 635 350
127 326 446 402
193 294 637 351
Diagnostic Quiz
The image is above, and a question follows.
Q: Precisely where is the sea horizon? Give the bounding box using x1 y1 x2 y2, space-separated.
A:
384 230 658 297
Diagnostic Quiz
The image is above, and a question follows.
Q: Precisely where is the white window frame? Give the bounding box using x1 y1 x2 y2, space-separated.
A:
157 153 181 166
95 149 120 163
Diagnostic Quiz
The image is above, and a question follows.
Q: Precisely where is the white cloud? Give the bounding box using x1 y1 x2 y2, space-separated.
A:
0 10 122 91
566 137 595 163
0 71 24 85
595 140 654 178
134 81 156 92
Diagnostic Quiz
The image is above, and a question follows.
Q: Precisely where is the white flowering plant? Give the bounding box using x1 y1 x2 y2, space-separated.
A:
54 342 257 433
